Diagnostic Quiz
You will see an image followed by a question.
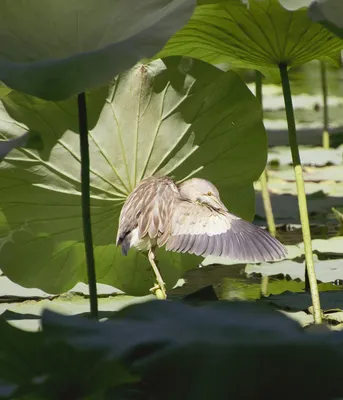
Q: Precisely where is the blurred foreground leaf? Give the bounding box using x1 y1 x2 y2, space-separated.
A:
0 317 136 399
0 0 196 100
309 0 343 38
39 300 343 400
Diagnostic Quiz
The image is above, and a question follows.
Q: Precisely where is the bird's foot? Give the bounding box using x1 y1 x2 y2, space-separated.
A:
150 282 167 300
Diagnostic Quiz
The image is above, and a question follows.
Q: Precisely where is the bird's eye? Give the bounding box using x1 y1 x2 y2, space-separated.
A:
207 191 212 196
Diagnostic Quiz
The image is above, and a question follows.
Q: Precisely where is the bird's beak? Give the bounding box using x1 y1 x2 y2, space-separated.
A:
202 195 228 211
212 196 228 211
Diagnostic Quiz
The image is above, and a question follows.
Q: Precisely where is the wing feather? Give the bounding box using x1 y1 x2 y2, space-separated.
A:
116 177 178 251
212 234 223 257
161 200 286 262
221 232 229 257
205 235 216 256
233 233 246 260
194 234 209 256
178 235 191 253
248 234 266 261
183 234 197 254
118 176 287 262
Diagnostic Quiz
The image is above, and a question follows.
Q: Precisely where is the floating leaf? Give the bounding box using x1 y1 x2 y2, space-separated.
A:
0 0 195 100
246 258 343 283
269 164 343 181
268 145 343 166
158 0 343 73
0 58 267 295
264 290 343 311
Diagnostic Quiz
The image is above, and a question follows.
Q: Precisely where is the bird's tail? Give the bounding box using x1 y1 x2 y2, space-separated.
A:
120 236 131 256
116 232 131 256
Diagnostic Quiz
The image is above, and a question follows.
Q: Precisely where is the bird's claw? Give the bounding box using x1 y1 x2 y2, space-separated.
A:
149 283 159 293
150 283 167 299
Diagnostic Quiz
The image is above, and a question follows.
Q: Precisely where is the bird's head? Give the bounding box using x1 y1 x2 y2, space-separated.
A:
178 178 227 210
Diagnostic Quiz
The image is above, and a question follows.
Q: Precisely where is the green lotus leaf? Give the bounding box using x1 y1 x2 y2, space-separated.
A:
309 0 343 39
0 58 266 295
0 87 43 159
279 0 312 10
0 133 28 159
158 0 343 73
0 0 195 100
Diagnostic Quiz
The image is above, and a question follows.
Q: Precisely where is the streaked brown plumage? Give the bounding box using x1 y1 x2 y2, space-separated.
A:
116 175 287 299
116 176 287 263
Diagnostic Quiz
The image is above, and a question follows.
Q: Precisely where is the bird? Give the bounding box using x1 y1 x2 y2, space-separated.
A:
116 176 287 298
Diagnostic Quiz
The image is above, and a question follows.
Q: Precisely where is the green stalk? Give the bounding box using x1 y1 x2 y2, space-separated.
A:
255 71 276 238
77 92 98 320
255 70 276 297
320 61 330 149
279 64 322 324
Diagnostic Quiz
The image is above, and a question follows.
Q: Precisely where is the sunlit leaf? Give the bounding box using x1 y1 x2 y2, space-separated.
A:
0 58 266 295
0 134 28 159
0 106 43 160
158 0 343 73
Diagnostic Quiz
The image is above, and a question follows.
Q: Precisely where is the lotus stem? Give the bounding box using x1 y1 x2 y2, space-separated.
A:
320 61 330 149
77 92 98 320
279 64 322 324
255 71 276 238
255 70 276 297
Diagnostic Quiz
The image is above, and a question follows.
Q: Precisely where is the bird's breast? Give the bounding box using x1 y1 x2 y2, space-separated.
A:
129 228 156 252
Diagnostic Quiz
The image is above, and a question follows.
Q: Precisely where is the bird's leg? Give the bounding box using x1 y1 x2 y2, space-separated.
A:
148 248 167 299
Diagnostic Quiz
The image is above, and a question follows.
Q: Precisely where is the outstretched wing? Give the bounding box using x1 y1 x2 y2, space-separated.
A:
158 201 286 262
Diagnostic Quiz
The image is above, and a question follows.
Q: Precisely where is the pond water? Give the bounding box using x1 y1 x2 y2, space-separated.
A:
172 60 343 305
171 254 343 302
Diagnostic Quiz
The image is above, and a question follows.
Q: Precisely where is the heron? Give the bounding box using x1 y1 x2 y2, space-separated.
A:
116 176 287 298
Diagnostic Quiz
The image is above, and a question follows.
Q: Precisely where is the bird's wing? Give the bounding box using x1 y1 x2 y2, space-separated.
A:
116 177 178 246
158 200 286 262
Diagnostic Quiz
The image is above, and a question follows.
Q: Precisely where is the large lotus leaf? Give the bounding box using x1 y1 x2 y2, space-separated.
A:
0 133 34 159
158 0 343 73
0 81 43 159
0 0 195 100
0 58 266 295
309 0 343 38
279 0 312 9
